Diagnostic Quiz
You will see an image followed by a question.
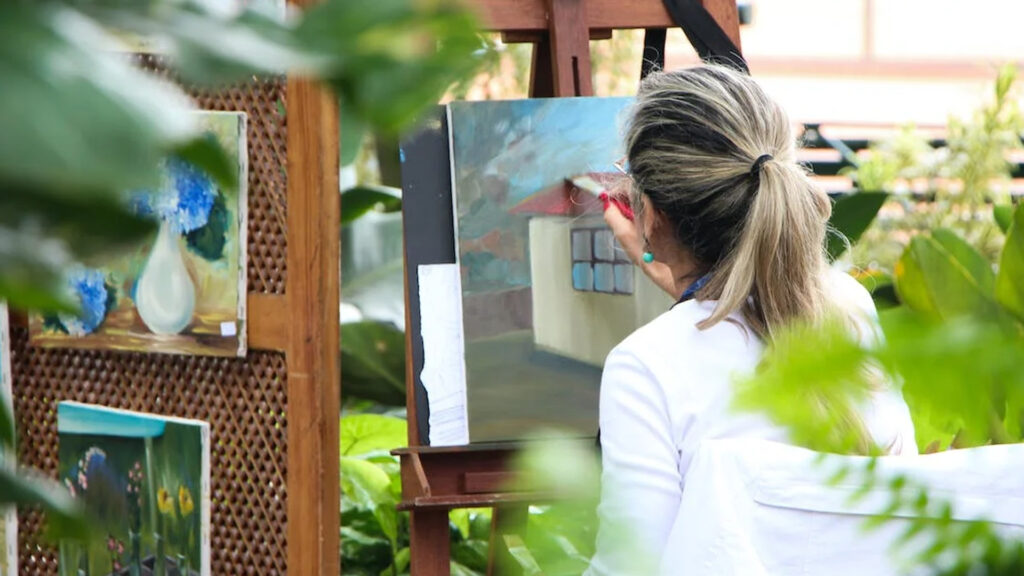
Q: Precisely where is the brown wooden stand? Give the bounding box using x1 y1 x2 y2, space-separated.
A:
398 1 741 574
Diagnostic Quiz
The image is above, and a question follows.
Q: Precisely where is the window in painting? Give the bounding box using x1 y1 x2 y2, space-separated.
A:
570 227 633 294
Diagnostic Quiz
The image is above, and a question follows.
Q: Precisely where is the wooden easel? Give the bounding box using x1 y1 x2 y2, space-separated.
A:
395 1 741 574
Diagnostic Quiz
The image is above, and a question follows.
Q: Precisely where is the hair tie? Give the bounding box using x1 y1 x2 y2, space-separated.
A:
750 154 773 178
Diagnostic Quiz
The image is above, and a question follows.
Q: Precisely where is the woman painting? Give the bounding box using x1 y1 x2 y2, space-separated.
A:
587 65 916 574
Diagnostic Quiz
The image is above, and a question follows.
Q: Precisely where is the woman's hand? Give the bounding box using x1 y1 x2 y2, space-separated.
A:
603 202 681 299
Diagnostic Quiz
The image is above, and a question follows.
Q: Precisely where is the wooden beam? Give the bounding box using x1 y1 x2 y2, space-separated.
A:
474 0 674 31
474 0 741 48
285 71 341 576
547 0 594 96
410 509 451 576
247 294 288 351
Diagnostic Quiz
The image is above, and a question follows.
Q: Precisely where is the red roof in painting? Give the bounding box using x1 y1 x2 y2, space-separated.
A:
510 173 625 216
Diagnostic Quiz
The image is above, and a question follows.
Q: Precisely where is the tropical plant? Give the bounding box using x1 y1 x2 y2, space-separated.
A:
733 200 1024 574
2 0 479 543
339 412 493 575
846 64 1023 272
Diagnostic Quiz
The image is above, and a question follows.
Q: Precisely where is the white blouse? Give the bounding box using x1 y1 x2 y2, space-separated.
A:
586 269 917 576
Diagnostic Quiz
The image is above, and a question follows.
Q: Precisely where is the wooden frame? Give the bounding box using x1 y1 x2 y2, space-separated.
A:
397 1 741 574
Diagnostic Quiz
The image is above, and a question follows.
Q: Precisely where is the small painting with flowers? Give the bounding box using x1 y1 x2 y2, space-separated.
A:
57 402 210 576
30 110 248 357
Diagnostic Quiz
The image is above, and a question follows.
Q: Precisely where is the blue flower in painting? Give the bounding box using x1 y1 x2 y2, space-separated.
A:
60 268 110 336
130 157 217 234
165 158 216 233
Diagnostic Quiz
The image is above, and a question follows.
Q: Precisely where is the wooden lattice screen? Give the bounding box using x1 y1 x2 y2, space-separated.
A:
8 51 340 576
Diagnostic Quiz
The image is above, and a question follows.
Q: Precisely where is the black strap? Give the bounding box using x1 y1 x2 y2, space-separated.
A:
642 0 749 78
641 28 667 80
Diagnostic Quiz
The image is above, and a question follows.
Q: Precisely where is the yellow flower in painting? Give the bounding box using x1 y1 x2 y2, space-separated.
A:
178 485 194 517
157 487 175 515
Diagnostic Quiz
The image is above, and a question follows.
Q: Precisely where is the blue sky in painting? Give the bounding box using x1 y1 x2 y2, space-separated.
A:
450 97 632 293
58 402 168 438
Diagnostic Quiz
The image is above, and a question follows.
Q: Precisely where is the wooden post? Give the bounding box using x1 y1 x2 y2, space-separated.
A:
411 509 452 575
285 72 341 576
546 0 594 97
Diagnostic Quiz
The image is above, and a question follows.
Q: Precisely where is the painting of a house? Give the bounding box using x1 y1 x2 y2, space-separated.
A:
511 174 671 368
448 97 671 442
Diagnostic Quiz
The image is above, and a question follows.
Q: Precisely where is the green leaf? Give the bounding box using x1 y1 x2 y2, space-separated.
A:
503 535 544 576
994 204 1015 234
341 456 398 544
996 204 1024 322
878 309 1024 447
930 228 995 293
341 185 403 226
0 397 13 452
300 0 482 134
340 414 407 457
827 192 888 260
894 234 1000 320
0 189 155 258
172 133 238 192
849 268 900 309
451 539 489 573
450 508 473 540
341 525 393 571
0 189 156 313
340 102 368 168
341 321 407 407
0 4 199 194
733 317 877 454
185 191 229 261
0 468 88 541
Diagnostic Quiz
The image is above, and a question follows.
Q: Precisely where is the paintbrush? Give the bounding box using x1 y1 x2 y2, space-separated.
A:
567 175 635 221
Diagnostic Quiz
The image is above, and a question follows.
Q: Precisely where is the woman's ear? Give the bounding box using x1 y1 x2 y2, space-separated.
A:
646 205 672 242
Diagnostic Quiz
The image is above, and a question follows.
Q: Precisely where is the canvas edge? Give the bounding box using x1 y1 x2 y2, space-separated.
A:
440 104 471 444
200 421 211 576
233 111 250 358
56 401 211 432
0 302 16 576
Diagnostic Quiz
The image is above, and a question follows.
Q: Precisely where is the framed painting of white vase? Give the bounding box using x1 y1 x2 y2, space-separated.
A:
29 111 248 357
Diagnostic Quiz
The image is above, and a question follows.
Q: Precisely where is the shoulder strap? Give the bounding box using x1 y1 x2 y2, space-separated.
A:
641 0 749 79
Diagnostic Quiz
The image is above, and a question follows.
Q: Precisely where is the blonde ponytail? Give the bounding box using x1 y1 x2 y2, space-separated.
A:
700 158 833 338
625 65 835 339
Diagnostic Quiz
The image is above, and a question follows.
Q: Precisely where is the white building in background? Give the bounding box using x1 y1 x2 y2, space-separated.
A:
666 0 1024 127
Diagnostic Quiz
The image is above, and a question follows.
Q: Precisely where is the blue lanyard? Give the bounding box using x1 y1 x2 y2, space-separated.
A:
676 273 710 306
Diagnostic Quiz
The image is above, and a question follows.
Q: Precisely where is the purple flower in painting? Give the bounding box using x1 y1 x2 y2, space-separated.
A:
131 157 217 234
59 268 109 336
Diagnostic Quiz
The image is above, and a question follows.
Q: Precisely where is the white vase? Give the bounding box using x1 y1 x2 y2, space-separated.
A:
135 220 196 335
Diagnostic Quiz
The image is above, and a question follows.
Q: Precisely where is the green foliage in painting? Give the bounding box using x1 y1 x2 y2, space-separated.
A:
185 191 229 261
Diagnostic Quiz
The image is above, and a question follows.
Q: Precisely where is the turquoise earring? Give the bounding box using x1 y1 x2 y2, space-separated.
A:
642 252 654 263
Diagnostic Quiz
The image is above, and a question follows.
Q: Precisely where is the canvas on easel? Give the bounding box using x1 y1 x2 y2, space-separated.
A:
447 98 674 442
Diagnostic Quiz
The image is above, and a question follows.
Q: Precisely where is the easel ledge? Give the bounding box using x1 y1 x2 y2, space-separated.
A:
398 1 742 574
